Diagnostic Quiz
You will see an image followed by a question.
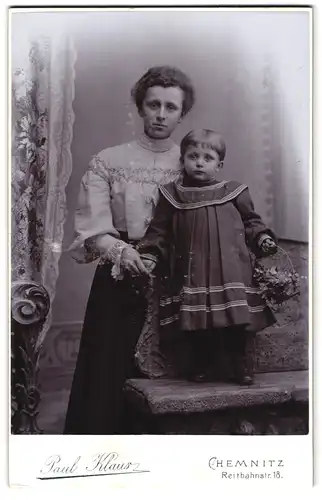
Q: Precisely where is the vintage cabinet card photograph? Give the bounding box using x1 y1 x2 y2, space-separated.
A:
7 2 314 492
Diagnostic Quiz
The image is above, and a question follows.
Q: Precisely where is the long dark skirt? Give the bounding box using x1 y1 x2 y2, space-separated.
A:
63 262 146 435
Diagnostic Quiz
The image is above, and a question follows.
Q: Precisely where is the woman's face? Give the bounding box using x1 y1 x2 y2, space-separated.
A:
140 86 184 139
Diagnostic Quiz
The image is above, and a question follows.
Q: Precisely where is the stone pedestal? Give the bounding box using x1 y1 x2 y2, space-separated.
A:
254 240 308 373
124 370 308 435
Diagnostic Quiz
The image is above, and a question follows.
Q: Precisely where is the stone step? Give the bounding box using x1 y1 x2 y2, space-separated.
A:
124 370 309 435
125 370 308 415
37 370 308 435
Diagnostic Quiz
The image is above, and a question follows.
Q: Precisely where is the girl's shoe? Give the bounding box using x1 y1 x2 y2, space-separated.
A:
232 355 254 386
229 329 255 386
186 369 217 383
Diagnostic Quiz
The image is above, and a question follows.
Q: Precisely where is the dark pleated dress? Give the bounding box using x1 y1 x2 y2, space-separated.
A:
137 177 277 336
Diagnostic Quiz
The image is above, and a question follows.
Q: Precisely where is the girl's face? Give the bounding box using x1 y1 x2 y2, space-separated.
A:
183 144 222 182
140 86 184 139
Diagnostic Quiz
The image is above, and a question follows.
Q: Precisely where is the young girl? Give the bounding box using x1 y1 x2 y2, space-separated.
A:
136 129 277 385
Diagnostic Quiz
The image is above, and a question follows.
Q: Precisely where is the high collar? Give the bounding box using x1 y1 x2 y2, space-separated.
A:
137 133 175 153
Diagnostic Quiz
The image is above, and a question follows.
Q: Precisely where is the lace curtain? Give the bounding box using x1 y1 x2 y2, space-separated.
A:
11 29 76 346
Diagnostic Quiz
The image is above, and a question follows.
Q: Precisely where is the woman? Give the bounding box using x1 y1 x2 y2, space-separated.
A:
64 66 195 434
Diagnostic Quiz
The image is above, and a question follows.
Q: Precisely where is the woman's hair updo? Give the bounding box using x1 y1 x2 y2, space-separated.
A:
131 65 195 117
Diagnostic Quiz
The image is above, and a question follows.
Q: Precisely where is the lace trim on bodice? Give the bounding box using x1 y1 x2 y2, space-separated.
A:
87 152 181 186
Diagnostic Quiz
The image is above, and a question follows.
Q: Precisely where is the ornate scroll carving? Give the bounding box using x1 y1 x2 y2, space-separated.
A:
11 280 50 434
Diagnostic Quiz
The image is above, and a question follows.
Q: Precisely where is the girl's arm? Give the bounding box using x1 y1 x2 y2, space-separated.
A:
234 188 277 256
136 190 174 266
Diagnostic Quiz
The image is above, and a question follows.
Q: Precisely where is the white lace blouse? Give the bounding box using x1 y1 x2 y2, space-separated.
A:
70 134 181 274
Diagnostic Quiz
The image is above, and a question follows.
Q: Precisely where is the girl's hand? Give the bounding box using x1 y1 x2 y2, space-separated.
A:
121 247 150 276
260 237 277 255
141 258 156 274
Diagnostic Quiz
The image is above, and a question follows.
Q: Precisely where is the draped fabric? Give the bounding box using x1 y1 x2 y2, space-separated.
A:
11 28 77 345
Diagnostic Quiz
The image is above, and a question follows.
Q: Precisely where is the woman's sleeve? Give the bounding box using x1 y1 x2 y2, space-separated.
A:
69 154 127 266
136 191 174 264
234 187 277 256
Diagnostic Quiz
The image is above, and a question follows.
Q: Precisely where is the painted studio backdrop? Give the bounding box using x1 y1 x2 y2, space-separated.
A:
11 10 310 432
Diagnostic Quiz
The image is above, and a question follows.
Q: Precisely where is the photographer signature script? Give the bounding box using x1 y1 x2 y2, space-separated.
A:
38 452 150 479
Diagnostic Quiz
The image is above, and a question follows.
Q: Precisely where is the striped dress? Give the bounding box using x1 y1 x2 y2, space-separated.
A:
137 176 276 334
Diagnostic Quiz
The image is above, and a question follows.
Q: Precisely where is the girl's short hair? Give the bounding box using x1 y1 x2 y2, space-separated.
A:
131 66 195 117
180 129 226 162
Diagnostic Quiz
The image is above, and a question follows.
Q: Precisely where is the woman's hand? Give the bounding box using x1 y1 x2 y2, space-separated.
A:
121 246 150 276
260 236 277 255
